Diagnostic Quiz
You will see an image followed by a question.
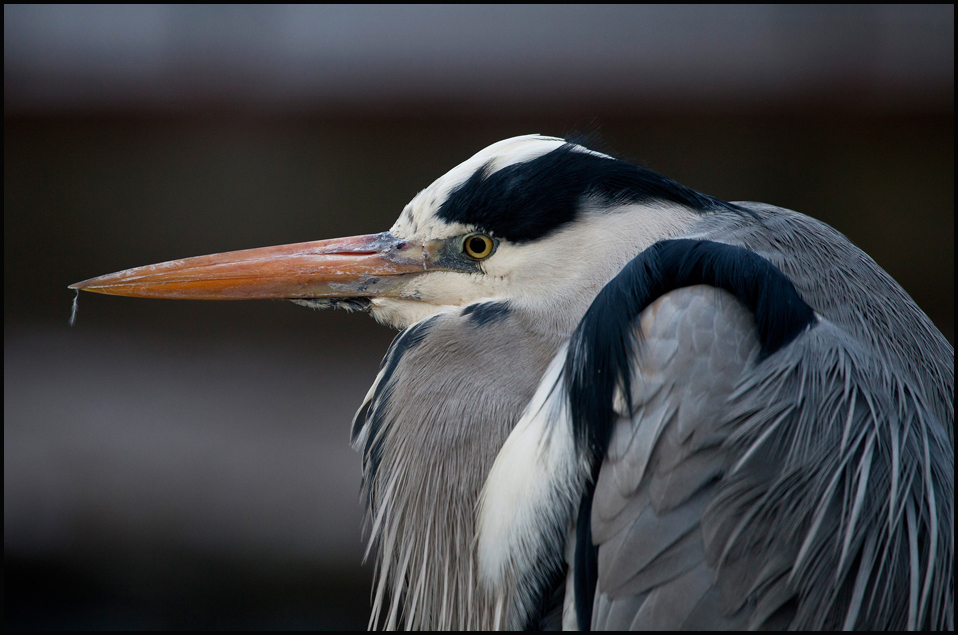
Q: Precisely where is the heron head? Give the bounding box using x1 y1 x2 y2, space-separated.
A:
71 134 704 330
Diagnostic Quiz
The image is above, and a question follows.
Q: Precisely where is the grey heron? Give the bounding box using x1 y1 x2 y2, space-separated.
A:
71 134 953 630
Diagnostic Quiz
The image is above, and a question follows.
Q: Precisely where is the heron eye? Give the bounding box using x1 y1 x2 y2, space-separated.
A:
463 233 494 259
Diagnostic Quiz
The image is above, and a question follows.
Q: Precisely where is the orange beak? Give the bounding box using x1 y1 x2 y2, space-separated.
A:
69 232 437 301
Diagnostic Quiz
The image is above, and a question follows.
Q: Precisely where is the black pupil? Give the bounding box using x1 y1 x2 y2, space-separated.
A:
469 236 486 254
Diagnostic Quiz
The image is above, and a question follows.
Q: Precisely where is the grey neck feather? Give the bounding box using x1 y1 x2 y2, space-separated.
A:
361 308 563 629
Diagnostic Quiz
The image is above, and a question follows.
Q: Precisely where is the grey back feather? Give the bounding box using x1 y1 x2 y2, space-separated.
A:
591 204 953 630
694 203 953 436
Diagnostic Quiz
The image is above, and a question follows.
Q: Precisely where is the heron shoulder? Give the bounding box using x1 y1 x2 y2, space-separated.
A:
477 281 773 629
478 236 818 628
587 285 953 629
480 233 953 629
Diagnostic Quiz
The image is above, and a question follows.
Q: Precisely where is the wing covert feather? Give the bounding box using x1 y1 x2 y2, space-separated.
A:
589 280 953 630
591 285 761 630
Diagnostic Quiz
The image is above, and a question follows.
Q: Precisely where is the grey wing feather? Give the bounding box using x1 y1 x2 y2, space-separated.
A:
590 279 954 629
591 285 759 630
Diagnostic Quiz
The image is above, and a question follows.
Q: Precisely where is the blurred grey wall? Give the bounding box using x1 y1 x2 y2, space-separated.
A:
5 5 954 110
4 5 953 629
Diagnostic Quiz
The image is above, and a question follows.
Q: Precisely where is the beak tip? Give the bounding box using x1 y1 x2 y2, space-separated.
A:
70 279 105 293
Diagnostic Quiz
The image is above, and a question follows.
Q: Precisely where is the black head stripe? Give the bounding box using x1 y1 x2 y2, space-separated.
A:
565 238 817 468
437 144 739 243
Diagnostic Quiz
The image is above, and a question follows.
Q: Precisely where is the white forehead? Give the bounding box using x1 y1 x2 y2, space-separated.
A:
390 134 606 240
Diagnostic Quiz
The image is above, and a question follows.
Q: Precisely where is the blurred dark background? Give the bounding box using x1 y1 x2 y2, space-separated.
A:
4 5 953 629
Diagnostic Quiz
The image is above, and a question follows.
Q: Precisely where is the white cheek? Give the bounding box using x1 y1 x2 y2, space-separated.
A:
407 271 507 306
367 272 507 329
369 298 451 329
485 206 700 293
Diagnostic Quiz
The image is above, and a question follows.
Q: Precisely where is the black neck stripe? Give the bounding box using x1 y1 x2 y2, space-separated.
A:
564 240 815 628
566 239 816 630
566 238 816 461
